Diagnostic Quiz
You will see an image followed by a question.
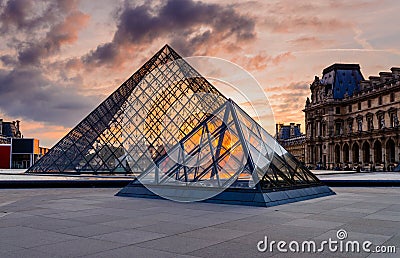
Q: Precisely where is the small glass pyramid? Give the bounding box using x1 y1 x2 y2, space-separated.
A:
138 99 320 189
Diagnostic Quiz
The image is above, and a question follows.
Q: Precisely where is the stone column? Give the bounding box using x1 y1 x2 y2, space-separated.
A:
349 144 353 164
370 140 375 171
319 144 323 164
329 144 334 169
340 144 343 168
382 145 386 170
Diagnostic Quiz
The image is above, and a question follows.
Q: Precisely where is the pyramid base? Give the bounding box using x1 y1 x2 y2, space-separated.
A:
116 181 335 207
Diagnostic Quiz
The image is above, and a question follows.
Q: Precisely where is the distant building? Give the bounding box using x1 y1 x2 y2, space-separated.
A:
0 119 48 169
0 119 21 143
304 63 400 171
276 123 302 140
276 123 306 163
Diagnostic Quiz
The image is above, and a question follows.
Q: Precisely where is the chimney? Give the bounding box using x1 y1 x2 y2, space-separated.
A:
379 72 392 82
359 80 371 91
276 123 284 139
16 120 21 138
369 76 380 87
391 67 400 79
289 123 295 138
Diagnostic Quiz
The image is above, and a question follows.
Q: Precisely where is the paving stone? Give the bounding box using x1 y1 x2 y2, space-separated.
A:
284 218 345 229
54 223 123 237
21 216 89 231
305 214 358 223
100 216 162 229
365 210 400 221
178 227 249 241
30 238 126 257
213 219 274 232
0 226 78 248
70 214 125 224
314 229 392 246
136 221 203 235
1 248 53 258
0 241 23 253
188 239 272 258
230 225 328 246
319 208 370 218
91 229 166 244
136 235 218 254
84 245 199 258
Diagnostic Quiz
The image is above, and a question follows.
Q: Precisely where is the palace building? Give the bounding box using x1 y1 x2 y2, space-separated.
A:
276 123 306 164
304 63 400 170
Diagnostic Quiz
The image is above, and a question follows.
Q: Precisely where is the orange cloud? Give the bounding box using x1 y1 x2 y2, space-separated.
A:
50 11 90 46
263 81 310 127
265 81 309 93
232 51 295 72
265 16 351 34
234 53 268 71
270 52 295 65
288 36 335 48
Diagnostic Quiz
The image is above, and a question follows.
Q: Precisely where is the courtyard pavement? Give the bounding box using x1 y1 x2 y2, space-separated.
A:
317 172 400 181
0 187 399 257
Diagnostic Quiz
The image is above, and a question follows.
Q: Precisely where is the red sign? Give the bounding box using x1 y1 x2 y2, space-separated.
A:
0 145 11 169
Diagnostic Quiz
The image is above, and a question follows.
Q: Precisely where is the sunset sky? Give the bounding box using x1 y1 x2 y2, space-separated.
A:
1 0 400 147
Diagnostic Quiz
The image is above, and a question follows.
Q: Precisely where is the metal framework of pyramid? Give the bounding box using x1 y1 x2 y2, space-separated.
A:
27 45 333 206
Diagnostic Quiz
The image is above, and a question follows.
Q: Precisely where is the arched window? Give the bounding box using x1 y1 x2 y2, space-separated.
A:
343 143 349 163
362 142 370 163
386 139 396 163
374 140 382 164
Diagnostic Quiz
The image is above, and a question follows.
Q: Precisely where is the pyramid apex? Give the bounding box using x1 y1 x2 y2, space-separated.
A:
162 44 173 51
158 44 181 60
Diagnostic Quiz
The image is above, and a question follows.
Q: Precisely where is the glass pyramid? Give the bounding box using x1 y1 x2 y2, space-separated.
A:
27 45 225 175
138 99 320 190
27 45 333 206
119 98 332 205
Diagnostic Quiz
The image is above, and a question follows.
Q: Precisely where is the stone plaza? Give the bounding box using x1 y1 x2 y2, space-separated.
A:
0 186 398 257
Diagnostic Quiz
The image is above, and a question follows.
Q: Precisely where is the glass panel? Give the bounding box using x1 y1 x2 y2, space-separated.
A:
29 45 227 174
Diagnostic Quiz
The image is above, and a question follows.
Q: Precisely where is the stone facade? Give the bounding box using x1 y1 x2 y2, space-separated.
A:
303 64 400 171
0 119 21 144
276 123 306 163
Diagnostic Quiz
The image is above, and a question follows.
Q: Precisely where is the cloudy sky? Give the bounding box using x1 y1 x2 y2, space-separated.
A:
1 0 400 147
